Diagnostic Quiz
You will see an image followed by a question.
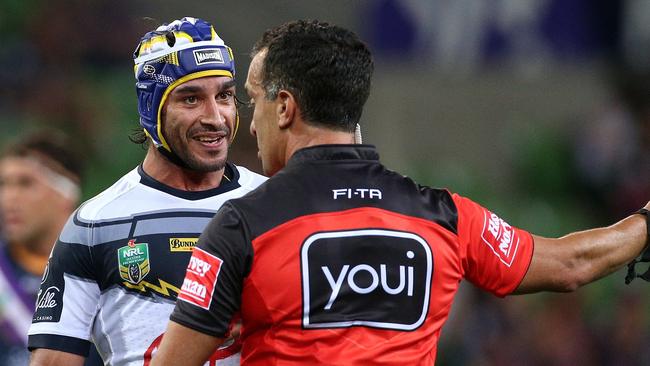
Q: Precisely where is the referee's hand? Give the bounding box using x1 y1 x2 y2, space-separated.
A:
624 202 650 284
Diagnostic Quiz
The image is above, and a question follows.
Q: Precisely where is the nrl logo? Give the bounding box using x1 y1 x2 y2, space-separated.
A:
118 239 150 284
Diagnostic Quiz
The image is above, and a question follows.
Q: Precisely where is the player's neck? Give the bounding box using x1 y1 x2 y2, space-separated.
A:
142 147 225 191
9 242 49 276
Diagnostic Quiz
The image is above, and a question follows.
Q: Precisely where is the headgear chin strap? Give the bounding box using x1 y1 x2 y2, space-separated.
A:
133 17 238 160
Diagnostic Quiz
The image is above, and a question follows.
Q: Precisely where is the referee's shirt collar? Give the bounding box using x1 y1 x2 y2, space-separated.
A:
287 144 379 166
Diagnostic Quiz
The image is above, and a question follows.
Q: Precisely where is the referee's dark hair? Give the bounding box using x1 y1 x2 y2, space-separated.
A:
252 20 374 132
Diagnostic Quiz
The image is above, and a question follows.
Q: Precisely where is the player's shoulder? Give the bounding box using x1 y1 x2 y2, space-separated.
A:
215 168 281 220
58 168 143 246
76 167 143 222
232 164 267 191
229 166 284 203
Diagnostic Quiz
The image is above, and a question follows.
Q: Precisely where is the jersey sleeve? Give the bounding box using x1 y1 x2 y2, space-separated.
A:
27 211 101 357
171 202 253 337
452 194 534 297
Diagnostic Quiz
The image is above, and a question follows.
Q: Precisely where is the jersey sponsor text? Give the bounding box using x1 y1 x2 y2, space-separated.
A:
321 258 415 310
301 229 432 331
481 210 520 266
36 286 60 309
188 256 212 277
332 188 382 200
178 248 223 310
170 238 198 252
181 279 207 299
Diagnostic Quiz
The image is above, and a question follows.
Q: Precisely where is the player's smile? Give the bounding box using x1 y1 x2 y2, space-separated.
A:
191 130 228 150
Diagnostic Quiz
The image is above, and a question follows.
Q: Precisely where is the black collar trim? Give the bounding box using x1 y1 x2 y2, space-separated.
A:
288 144 379 166
137 163 241 200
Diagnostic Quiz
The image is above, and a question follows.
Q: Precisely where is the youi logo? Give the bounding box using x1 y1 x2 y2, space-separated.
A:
301 229 433 331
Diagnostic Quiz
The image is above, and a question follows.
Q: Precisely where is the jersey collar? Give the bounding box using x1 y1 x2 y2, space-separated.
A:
288 144 379 166
137 163 241 200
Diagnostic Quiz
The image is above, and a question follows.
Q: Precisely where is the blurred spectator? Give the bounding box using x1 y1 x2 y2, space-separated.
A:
0 130 101 365
439 289 532 366
0 0 144 160
364 0 621 74
527 293 600 365
571 69 650 222
597 291 650 366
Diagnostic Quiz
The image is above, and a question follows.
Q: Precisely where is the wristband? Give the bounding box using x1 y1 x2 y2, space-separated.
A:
624 208 650 284
640 208 650 243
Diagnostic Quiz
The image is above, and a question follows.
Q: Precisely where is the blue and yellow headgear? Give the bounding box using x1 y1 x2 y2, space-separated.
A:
133 17 237 152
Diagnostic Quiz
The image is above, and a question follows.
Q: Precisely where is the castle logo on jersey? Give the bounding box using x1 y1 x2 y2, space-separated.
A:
480 210 520 267
301 229 433 331
170 237 198 252
118 240 150 284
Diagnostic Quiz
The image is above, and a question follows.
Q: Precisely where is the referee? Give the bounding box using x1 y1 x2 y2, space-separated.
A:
152 20 650 366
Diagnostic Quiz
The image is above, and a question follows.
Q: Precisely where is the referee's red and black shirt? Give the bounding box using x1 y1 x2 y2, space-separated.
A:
171 144 534 365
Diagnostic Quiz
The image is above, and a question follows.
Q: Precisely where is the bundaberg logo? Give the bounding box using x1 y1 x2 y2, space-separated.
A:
118 239 150 284
169 237 198 252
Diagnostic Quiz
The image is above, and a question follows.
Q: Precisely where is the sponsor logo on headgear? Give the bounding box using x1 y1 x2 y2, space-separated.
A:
177 248 223 310
143 64 156 75
481 210 520 266
118 239 151 284
301 229 433 331
170 237 198 252
193 48 224 66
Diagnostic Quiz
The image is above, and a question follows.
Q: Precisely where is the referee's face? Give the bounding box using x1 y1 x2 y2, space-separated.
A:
246 50 285 176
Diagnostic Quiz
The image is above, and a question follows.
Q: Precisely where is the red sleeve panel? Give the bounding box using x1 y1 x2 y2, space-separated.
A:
452 194 534 296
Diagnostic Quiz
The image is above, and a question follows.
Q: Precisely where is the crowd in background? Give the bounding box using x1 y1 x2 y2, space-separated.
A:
0 1 649 365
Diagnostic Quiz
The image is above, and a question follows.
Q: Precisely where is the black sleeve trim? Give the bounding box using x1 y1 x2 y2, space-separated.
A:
169 313 228 339
28 334 92 357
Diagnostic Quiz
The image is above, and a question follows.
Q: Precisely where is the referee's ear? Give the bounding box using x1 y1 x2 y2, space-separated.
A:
276 89 296 130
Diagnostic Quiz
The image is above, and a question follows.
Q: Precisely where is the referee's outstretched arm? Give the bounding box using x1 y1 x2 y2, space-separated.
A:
514 202 650 294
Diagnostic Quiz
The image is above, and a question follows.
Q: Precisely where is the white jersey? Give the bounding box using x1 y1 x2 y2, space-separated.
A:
28 164 266 366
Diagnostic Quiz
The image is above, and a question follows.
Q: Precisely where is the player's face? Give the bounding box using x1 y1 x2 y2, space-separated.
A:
245 51 285 176
0 157 69 245
161 76 237 172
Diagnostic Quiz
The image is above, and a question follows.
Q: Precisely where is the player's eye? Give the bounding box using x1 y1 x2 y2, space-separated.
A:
217 91 235 102
184 96 198 104
16 176 35 189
